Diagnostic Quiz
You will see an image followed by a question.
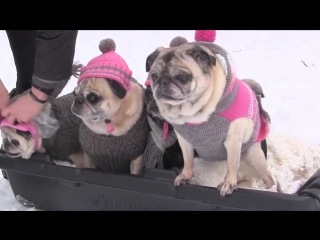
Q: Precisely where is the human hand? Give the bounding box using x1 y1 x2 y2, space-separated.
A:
2 87 48 124
0 79 9 121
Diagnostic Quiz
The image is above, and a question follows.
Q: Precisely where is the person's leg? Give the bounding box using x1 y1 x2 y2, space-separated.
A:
1 31 37 180
5 30 37 95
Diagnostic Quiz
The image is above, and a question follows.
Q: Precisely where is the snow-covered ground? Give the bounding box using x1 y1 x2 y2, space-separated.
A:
0 30 319 210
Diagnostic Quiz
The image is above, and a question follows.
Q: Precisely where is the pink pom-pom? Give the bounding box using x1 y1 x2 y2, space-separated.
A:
195 30 216 42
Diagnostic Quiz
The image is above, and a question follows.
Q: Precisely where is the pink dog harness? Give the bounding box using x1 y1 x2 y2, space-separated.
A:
0 119 40 151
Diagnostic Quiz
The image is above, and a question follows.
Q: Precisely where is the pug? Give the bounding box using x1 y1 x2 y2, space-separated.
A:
145 37 278 196
142 80 184 172
0 91 84 166
71 38 150 174
71 77 150 174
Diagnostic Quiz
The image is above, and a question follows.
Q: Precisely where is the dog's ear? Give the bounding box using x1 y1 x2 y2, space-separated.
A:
106 79 127 99
187 46 216 72
32 103 60 138
146 50 160 72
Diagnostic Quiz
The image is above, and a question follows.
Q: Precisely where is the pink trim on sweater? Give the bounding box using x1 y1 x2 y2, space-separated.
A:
163 122 169 141
219 79 254 121
219 79 269 142
0 119 40 151
186 72 236 125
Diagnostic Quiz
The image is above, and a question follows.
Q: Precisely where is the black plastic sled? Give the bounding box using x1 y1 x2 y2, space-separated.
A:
0 151 320 211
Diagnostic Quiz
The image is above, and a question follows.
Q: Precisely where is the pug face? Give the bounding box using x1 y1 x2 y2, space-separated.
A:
0 101 58 159
71 77 127 122
145 44 216 106
1 127 33 159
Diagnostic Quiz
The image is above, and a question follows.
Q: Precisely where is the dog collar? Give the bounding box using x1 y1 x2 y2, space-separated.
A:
104 119 115 135
0 119 40 151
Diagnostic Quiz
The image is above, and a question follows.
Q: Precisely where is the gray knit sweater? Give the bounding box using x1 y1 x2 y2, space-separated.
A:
173 80 260 161
171 42 262 162
79 107 150 173
142 115 177 169
42 93 82 160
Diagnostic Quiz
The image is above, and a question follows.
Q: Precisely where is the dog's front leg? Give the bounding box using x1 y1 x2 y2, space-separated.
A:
217 118 249 196
21 141 38 159
174 130 195 186
37 146 46 154
83 152 96 168
130 155 143 175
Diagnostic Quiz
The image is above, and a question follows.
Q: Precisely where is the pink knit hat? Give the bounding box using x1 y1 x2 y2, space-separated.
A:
145 30 217 87
78 38 132 91
169 30 216 48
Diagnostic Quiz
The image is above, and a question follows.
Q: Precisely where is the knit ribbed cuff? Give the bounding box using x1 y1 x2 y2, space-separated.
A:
32 82 54 95
32 74 69 96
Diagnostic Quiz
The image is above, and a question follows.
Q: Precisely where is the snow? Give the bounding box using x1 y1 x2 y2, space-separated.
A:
0 30 319 211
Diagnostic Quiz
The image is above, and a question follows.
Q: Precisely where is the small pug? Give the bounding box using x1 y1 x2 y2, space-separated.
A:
71 76 150 174
71 38 150 175
145 39 278 196
0 91 83 166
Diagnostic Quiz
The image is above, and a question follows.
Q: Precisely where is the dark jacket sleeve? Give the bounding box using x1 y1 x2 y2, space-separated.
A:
32 30 78 95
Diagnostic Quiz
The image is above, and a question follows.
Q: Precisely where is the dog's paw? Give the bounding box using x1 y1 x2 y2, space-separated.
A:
287 180 303 194
37 146 46 154
174 170 194 186
217 174 238 196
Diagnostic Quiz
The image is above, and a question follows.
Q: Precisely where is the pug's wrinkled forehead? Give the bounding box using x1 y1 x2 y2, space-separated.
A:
146 41 235 96
147 44 217 78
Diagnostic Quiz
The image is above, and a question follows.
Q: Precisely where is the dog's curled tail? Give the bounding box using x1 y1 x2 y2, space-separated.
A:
242 79 271 123
72 62 83 78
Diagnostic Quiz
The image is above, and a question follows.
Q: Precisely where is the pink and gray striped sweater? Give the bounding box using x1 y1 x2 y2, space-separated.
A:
171 42 270 161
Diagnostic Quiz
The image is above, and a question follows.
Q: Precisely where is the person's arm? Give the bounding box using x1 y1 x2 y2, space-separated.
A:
0 79 9 118
31 30 78 101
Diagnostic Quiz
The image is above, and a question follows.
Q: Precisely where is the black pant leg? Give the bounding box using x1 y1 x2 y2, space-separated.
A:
5 30 37 94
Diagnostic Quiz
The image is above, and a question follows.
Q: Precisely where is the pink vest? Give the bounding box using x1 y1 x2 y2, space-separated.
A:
172 78 270 161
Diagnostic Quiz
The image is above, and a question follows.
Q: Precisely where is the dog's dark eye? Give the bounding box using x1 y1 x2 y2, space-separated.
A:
176 73 190 83
151 72 158 81
86 93 100 104
16 129 31 139
11 139 20 146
